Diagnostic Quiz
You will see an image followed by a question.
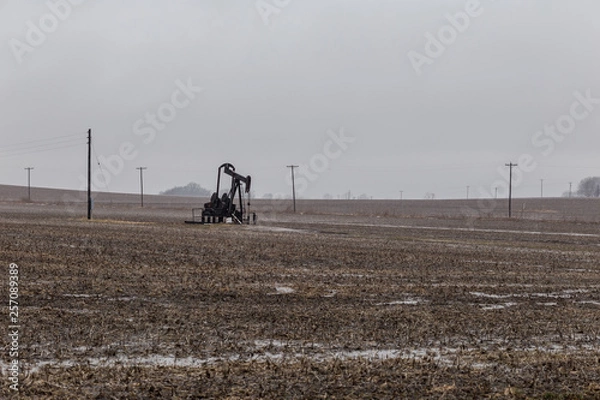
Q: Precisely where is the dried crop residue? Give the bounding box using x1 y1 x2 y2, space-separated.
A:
2 202 600 398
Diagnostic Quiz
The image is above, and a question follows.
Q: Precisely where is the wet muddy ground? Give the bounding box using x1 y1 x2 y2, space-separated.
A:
1 202 599 399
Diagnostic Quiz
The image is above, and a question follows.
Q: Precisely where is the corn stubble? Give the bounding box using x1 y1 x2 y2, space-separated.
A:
1 205 599 399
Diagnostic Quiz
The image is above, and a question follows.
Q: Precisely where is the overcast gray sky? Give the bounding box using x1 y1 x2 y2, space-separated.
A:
1 0 599 199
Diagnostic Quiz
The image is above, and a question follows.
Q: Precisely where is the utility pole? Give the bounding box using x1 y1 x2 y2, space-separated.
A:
540 179 544 198
466 186 470 200
569 182 573 198
286 165 298 213
495 187 498 199
505 162 518 218
136 167 147 207
24 167 34 201
399 190 403 200
87 128 92 220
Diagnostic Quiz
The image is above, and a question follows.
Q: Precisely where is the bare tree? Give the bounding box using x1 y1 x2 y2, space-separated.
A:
160 182 210 197
576 177 600 198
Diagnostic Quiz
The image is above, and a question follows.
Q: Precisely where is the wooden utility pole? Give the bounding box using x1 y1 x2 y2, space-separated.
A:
569 182 573 198
505 162 518 218
286 165 298 213
24 167 34 201
137 167 147 207
87 129 92 220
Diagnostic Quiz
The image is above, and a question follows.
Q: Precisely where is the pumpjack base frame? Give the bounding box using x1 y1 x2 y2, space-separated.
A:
185 208 256 225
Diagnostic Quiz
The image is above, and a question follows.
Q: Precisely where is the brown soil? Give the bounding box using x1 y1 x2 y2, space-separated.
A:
0 200 599 399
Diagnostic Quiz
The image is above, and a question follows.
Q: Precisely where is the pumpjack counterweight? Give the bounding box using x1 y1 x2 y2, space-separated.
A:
185 163 256 225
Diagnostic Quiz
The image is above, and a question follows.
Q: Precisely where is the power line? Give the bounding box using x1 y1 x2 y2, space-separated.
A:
343 163 498 172
92 143 111 193
0 135 86 156
542 165 600 169
0 132 87 158
0 140 86 158
0 133 83 150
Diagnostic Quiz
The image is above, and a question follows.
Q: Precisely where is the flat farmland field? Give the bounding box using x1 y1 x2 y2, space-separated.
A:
1 198 600 399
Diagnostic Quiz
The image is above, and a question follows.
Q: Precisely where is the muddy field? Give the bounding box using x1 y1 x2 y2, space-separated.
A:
1 200 600 399
2 184 600 222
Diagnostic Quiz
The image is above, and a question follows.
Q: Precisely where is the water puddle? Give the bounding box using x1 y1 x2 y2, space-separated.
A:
272 286 295 294
470 289 590 300
5 338 597 376
249 226 306 234
376 298 425 306
480 303 517 311
578 301 600 306
63 294 98 298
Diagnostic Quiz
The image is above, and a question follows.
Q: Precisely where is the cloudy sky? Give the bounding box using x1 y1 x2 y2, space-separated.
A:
1 0 599 199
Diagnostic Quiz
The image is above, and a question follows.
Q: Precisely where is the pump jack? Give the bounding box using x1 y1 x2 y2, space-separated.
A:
185 163 256 224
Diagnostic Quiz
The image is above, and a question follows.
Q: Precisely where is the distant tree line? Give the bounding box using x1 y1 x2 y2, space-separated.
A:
160 182 210 197
575 177 600 197
160 178 600 199
562 177 600 198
